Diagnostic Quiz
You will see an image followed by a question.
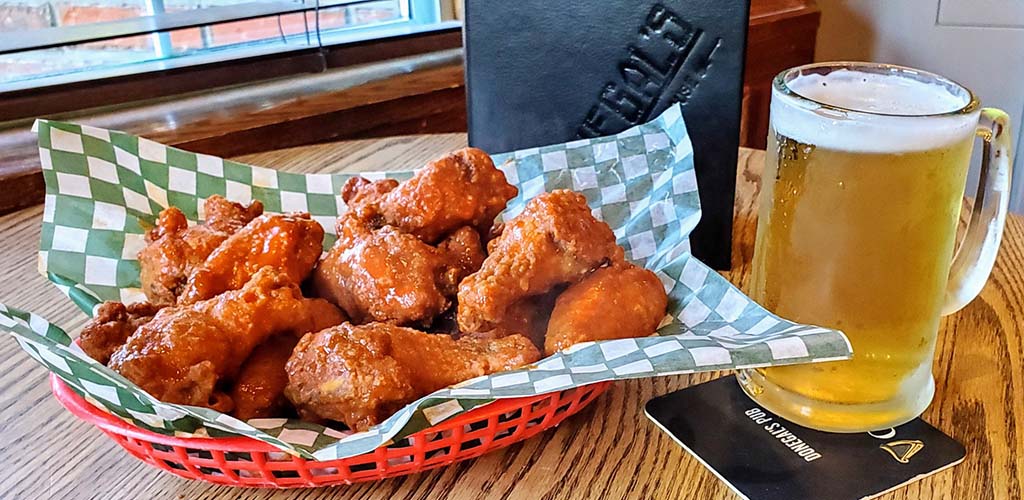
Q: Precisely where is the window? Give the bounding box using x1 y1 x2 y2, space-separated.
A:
0 0 456 92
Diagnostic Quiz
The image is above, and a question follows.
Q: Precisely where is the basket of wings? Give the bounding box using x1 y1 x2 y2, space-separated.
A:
1 104 851 487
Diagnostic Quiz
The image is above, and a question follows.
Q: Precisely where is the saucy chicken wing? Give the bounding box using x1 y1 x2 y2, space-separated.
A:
138 196 263 305
341 177 398 217
344 148 518 243
108 268 345 411
312 214 448 326
179 213 324 305
285 322 540 431
79 301 162 364
312 216 484 326
545 264 668 356
437 226 486 294
229 334 300 421
457 190 623 333
461 289 562 350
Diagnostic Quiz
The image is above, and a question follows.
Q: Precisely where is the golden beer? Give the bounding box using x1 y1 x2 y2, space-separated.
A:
738 63 1015 432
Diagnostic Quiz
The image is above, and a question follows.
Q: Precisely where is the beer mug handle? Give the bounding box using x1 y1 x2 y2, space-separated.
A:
942 108 1014 315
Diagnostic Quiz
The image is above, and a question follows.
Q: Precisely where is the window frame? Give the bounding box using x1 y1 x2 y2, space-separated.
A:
0 0 456 121
0 0 407 56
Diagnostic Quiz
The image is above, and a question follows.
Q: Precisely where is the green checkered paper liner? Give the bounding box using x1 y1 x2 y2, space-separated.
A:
1 104 851 460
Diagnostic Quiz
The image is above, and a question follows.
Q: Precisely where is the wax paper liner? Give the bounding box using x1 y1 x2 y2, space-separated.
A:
1 104 851 460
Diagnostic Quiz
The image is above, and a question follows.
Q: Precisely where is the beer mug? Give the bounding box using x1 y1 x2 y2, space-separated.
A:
737 62 1014 432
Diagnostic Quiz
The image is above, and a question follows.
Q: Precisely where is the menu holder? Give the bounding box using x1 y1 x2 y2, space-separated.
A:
645 377 965 500
463 0 750 270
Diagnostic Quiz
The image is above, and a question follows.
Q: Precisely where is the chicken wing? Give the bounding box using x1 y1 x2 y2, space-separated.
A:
284 322 540 431
436 225 486 295
179 213 324 305
203 194 267 233
229 334 299 421
346 148 518 243
460 289 563 350
312 216 482 326
138 196 263 305
108 268 345 411
79 301 162 364
457 190 624 333
341 177 398 218
545 264 668 356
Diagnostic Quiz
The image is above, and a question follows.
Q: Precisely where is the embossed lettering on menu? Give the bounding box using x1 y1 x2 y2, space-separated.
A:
577 5 722 138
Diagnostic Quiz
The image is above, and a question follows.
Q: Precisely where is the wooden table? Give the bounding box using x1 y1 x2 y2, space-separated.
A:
1 136 1021 499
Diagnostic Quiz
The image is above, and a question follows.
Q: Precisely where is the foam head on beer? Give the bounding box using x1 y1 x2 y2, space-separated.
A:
772 68 977 153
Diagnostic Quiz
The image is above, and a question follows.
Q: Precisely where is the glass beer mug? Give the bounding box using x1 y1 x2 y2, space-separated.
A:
737 62 1014 432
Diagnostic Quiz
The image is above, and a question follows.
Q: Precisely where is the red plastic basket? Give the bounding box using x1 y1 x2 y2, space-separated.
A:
51 374 610 487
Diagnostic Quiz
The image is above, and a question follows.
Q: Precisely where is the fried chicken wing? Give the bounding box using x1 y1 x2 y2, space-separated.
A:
457 190 624 333
108 268 345 411
437 226 486 295
348 148 518 243
285 323 540 431
311 216 481 326
341 177 398 217
179 213 324 305
545 264 668 356
138 196 263 305
79 301 162 364
461 289 563 350
203 195 266 233
285 297 351 339
229 335 299 421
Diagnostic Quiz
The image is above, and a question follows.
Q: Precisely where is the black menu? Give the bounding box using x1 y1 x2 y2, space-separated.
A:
463 0 750 269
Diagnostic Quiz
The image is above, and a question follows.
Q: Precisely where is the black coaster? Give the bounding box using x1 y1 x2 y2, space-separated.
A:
645 377 965 500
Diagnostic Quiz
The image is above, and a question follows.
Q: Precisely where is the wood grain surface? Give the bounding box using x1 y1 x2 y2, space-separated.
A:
0 137 1020 500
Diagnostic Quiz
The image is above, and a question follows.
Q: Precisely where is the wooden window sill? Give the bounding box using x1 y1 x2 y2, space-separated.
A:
0 48 466 214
